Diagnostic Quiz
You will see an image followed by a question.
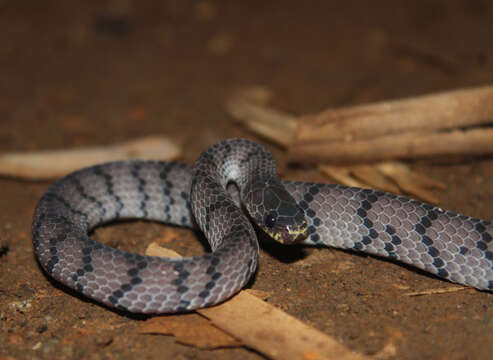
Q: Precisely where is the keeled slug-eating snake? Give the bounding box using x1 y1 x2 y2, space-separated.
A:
32 138 493 313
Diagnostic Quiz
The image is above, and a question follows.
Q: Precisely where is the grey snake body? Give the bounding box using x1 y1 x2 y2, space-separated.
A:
32 139 493 313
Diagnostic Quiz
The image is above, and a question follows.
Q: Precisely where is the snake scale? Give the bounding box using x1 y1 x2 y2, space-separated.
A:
33 138 493 313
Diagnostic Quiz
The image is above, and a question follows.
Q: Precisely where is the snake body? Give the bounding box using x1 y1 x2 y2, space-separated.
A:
33 139 493 313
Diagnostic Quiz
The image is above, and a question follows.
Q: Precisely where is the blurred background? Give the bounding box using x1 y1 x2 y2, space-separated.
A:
2 1 492 159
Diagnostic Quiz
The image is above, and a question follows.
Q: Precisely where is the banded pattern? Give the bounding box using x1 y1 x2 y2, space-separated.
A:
285 182 493 290
33 139 493 314
33 139 303 313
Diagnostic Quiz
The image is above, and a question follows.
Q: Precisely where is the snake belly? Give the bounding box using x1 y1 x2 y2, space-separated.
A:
33 139 493 314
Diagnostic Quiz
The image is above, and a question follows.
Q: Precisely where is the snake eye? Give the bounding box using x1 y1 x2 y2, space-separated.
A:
264 212 277 228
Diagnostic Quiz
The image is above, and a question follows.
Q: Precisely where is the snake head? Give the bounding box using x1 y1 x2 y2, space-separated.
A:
244 178 307 244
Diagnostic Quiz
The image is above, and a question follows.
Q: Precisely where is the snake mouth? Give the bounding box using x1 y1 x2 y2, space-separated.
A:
272 221 308 244
287 223 308 243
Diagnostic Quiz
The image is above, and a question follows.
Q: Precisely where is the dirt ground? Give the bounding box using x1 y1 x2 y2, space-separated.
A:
2 1 493 359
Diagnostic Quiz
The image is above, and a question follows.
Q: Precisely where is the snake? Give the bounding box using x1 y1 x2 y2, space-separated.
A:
32 138 493 314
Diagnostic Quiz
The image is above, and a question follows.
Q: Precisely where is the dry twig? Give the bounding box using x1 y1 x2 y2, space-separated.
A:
144 242 368 360
405 286 470 296
228 86 467 202
0 136 181 180
228 85 493 163
290 86 493 162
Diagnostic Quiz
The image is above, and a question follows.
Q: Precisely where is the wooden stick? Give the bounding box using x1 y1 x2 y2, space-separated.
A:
227 85 493 163
146 243 368 360
226 86 456 201
295 85 493 143
199 292 367 360
227 87 297 147
0 136 181 180
289 127 493 163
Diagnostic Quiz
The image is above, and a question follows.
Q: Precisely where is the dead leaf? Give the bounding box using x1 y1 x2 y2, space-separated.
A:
145 242 182 258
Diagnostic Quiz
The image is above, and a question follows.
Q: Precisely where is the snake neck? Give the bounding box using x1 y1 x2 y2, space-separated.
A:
193 139 276 188
190 139 276 250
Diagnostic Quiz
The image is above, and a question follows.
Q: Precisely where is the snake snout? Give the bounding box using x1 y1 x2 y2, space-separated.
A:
279 221 308 244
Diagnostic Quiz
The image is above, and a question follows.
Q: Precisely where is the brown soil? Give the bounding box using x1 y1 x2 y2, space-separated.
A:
2 1 493 359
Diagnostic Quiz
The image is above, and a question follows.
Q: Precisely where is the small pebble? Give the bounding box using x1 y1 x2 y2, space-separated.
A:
94 333 113 347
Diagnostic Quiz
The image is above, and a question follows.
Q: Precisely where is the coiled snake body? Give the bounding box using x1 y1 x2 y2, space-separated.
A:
33 139 493 313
